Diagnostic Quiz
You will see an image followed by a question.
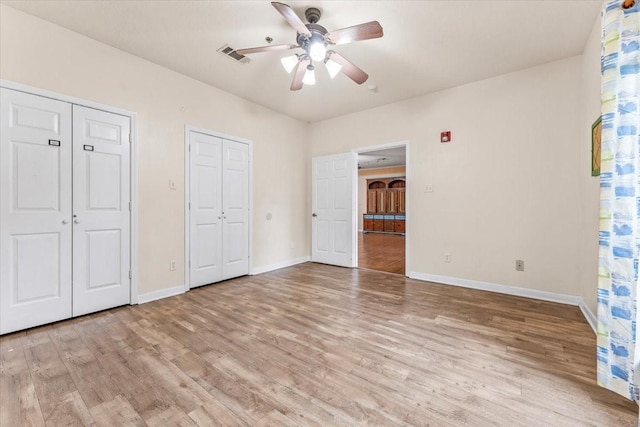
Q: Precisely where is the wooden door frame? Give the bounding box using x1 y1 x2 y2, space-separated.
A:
183 125 253 292
352 141 410 275
0 79 140 304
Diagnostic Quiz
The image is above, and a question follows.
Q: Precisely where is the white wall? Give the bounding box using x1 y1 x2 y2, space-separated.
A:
0 4 604 310
579 15 603 315
0 5 310 296
311 56 585 297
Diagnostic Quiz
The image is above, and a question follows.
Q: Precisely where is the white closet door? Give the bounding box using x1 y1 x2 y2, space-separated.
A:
0 88 72 334
311 153 356 267
222 139 249 280
72 105 131 316
189 131 223 288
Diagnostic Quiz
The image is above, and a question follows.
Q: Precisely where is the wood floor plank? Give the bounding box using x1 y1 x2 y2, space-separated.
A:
97 348 174 421
48 324 120 409
1 262 636 425
0 371 45 427
358 232 405 275
146 406 197 427
43 390 95 427
0 333 29 377
188 399 246 427
89 395 146 427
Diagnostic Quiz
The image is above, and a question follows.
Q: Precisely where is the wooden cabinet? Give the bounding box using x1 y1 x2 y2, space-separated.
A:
383 215 395 232
367 190 377 213
397 189 406 214
363 214 405 234
363 214 374 232
375 190 386 213
386 191 397 214
373 215 384 231
366 178 406 213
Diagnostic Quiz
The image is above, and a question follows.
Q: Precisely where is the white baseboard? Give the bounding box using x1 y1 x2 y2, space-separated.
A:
407 271 582 306
407 271 598 334
138 285 185 304
251 256 310 275
579 301 597 334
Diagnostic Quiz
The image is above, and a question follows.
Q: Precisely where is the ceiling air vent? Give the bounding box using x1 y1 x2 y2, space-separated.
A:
217 44 250 64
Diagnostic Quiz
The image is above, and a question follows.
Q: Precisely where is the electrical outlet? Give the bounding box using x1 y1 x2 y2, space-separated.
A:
170 260 176 271
515 260 524 271
444 253 451 263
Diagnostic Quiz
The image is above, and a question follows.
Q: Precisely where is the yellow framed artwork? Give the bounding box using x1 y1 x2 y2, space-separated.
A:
592 116 602 176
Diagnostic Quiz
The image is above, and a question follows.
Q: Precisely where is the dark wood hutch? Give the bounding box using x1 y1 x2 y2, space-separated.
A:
363 177 405 234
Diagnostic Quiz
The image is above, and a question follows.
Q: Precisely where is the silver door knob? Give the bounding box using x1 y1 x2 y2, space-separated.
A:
62 220 68 224
74 219 80 224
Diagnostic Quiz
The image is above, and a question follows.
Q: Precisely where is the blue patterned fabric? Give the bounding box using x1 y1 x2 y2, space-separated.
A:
597 0 640 401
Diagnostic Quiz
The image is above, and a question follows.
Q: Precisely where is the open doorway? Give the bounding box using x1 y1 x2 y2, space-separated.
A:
354 143 408 275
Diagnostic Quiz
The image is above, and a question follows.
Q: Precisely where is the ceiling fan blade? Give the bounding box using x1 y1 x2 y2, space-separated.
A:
327 52 368 84
291 58 311 91
272 2 311 37
327 21 383 45
236 44 297 55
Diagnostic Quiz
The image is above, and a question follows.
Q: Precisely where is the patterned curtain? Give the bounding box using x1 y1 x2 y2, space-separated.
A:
597 0 640 401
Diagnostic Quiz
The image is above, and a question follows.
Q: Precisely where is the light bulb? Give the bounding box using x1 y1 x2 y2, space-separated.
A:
309 42 326 62
280 55 298 74
325 58 342 79
302 65 316 85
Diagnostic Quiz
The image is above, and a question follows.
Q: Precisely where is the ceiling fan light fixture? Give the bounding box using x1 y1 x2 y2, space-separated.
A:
308 41 327 62
302 65 316 85
325 58 342 79
280 54 299 73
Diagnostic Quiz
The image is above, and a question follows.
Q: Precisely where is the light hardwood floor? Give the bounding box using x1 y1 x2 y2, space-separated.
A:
358 232 405 275
1 262 636 426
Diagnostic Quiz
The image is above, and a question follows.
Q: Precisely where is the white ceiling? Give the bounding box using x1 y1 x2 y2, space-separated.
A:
3 0 602 123
358 146 406 170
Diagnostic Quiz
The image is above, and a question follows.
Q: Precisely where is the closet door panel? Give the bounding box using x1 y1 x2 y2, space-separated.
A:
189 131 223 287
72 105 131 316
222 140 249 280
0 88 72 334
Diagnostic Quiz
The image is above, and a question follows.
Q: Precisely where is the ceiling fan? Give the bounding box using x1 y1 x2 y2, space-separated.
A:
236 2 383 91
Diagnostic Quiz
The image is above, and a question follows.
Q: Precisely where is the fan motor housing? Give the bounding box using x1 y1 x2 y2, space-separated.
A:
305 7 321 24
297 23 328 48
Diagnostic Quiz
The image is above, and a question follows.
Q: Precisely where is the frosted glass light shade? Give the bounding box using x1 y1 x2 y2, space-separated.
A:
309 42 326 62
302 66 316 85
325 59 342 79
281 55 298 74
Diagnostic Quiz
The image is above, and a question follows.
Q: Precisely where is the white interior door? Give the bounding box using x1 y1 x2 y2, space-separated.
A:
72 105 131 316
189 131 223 288
312 153 356 267
0 88 73 334
222 139 249 280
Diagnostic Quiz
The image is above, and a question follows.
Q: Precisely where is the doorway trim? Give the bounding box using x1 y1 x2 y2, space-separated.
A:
183 125 254 292
352 140 410 275
0 79 140 304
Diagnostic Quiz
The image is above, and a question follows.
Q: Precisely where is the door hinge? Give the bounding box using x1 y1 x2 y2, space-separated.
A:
129 270 132 279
